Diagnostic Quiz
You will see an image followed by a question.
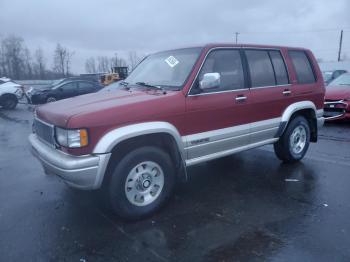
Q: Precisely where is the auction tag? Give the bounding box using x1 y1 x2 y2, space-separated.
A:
165 56 179 68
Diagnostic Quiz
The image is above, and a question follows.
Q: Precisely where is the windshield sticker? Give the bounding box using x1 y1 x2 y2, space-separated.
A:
165 56 179 68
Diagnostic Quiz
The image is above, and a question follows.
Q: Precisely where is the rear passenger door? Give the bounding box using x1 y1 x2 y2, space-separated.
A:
244 49 292 144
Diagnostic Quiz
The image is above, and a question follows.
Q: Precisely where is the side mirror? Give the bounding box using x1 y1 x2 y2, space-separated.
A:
199 73 220 91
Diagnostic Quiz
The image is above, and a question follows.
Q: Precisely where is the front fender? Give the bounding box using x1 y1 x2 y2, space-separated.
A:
93 121 185 158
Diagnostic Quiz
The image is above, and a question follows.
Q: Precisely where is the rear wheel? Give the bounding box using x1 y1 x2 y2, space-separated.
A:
1 95 18 109
274 116 310 163
107 146 175 220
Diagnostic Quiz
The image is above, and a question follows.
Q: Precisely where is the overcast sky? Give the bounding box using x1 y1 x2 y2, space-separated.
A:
1 0 349 73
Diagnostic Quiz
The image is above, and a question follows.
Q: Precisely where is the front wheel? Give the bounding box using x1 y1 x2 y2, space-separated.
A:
46 96 57 103
107 146 175 220
1 95 18 109
274 116 310 163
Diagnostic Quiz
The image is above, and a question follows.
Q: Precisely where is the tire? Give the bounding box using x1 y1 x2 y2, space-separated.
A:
46 96 57 103
1 95 18 109
107 146 176 220
274 116 310 163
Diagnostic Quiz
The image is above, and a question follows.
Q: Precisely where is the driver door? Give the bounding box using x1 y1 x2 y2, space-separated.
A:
184 49 252 162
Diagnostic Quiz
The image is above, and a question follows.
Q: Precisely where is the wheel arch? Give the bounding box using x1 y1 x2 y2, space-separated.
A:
94 122 187 185
277 101 319 142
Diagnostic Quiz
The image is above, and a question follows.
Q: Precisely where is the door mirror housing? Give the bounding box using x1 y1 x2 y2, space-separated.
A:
199 73 221 91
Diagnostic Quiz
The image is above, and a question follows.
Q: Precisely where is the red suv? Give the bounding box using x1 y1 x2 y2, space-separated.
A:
30 44 325 219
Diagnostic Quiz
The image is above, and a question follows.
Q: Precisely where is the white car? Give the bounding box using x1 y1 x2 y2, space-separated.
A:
0 77 23 109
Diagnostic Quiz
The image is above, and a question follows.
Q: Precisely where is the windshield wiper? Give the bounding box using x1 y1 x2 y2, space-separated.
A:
135 82 164 91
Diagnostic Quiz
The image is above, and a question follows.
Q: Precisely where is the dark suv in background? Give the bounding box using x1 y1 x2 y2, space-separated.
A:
30 80 103 104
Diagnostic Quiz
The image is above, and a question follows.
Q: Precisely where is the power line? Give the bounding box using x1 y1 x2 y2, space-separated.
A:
239 27 350 35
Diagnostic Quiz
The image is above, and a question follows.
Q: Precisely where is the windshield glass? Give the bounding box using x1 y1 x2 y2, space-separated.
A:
328 74 350 87
125 47 202 89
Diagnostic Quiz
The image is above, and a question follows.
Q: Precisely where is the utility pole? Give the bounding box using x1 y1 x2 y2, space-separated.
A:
235 32 240 44
338 30 343 62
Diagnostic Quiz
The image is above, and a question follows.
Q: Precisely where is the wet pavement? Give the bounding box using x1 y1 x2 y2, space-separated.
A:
1 104 350 262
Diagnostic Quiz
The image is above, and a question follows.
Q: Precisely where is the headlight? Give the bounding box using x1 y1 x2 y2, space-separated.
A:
55 127 88 148
14 88 23 97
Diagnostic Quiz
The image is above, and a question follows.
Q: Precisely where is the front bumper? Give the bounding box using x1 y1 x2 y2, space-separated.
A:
29 134 111 190
324 100 350 121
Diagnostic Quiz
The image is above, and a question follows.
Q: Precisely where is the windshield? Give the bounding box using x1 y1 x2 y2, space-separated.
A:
328 74 350 87
124 47 202 90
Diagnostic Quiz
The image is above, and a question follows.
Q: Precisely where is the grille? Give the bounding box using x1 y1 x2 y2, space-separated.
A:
34 118 55 146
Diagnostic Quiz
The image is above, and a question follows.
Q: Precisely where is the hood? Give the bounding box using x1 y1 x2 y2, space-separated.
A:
36 89 180 127
325 85 350 100
0 81 21 89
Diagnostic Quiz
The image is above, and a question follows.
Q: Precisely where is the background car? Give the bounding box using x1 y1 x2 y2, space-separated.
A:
324 73 350 120
30 80 103 104
0 77 23 109
322 70 347 85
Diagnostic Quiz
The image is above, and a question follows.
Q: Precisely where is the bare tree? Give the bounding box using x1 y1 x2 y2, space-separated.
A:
110 53 127 68
34 47 46 79
97 56 110 72
53 43 74 77
23 47 33 79
1 35 25 79
128 51 144 70
85 57 97 73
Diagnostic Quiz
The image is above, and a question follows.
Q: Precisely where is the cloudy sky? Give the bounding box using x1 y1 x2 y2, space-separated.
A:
1 0 349 73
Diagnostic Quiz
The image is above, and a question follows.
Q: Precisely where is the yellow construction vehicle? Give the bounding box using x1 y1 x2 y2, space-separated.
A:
100 67 128 86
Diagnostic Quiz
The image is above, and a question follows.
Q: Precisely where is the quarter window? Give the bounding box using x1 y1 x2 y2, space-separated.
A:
245 50 276 87
288 51 316 84
193 49 245 94
269 51 289 85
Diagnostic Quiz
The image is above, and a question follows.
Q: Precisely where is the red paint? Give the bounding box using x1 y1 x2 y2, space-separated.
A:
36 44 325 155
325 85 350 121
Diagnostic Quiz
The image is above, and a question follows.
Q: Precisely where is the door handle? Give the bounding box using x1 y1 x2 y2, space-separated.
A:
282 89 291 96
235 95 247 102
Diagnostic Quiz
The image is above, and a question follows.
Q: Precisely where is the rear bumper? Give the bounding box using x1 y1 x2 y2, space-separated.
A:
29 134 111 190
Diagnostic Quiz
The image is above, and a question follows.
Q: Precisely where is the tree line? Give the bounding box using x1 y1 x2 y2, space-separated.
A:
84 51 143 74
0 35 144 80
0 35 75 80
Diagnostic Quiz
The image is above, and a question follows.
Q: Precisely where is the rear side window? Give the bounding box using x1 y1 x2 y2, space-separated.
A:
288 51 316 84
245 50 275 87
269 51 289 85
79 82 96 92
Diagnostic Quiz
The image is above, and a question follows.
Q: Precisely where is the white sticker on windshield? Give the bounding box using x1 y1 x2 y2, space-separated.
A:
165 56 179 68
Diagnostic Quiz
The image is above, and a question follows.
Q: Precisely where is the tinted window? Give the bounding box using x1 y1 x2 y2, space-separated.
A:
194 49 245 93
79 82 96 92
61 82 77 91
269 51 289 85
288 51 316 84
245 50 275 87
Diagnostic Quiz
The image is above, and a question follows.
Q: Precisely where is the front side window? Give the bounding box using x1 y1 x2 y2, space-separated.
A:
245 50 276 87
60 82 77 91
191 49 245 94
125 47 202 89
288 51 316 84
